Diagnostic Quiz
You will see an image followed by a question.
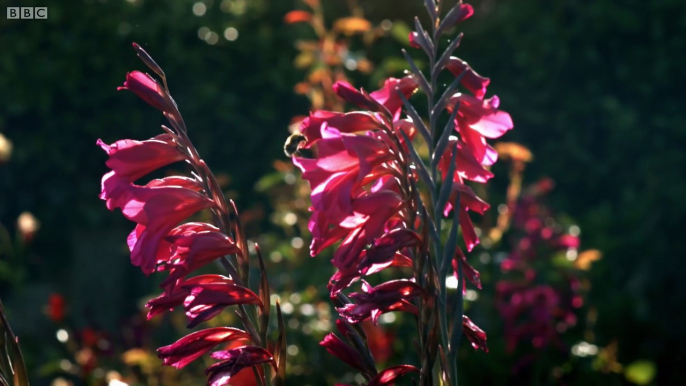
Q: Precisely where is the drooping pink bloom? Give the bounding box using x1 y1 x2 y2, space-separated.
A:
97 135 186 209
332 76 418 120
157 327 252 369
320 333 370 374
205 346 275 386
369 76 418 120
118 71 174 112
443 182 491 252
293 126 396 226
159 230 242 286
438 138 494 184
114 178 215 274
337 280 423 324
329 224 417 295
445 57 490 99
448 93 513 166
146 274 233 319
300 111 382 147
462 315 488 352
452 248 482 293
183 280 262 328
367 365 418 386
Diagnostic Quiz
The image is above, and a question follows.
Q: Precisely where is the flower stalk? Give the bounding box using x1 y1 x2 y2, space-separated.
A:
100 44 285 386
291 1 511 385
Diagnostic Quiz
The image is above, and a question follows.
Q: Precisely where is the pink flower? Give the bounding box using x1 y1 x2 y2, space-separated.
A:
205 346 275 386
157 327 252 369
438 138 494 184
300 111 382 147
462 315 488 352
329 227 418 295
117 71 173 112
320 333 370 374
452 248 482 293
448 93 513 166
443 182 491 252
337 280 423 324
159 230 242 286
146 274 233 319
113 177 215 274
293 126 398 230
183 279 262 328
445 57 490 99
97 134 185 209
369 76 418 120
367 365 418 386
333 76 418 120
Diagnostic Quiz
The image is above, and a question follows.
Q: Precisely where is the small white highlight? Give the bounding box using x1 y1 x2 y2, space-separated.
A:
291 237 304 249
224 27 238 41
300 304 315 316
205 31 219 45
566 249 578 261
192 2 207 16
345 58 357 71
380 312 396 324
446 275 459 289
571 341 598 357
287 344 299 356
281 302 294 314
465 289 478 301
284 212 297 226
569 225 581 236
56 329 69 343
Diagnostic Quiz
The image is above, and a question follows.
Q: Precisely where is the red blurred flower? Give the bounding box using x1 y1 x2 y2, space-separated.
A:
47 293 66 323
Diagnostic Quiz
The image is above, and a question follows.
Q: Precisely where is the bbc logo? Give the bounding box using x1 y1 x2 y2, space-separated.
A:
7 7 48 19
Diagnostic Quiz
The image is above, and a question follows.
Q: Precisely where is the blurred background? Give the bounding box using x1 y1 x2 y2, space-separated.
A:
0 0 684 385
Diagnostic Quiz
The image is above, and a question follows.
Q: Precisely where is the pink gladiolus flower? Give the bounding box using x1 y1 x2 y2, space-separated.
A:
438 138 494 184
183 280 262 328
157 327 252 369
445 57 490 99
97 135 186 209
448 93 513 166
462 315 488 352
293 126 396 226
369 76 418 120
113 178 215 274
205 346 275 386
333 81 387 113
320 333 370 374
338 280 423 324
332 76 418 120
452 248 482 293
146 274 233 319
159 230 242 285
118 70 173 112
367 365 418 386
300 111 382 147
443 182 491 252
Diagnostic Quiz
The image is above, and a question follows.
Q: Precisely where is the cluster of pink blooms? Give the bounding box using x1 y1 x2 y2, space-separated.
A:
292 2 512 381
496 178 584 355
98 44 277 386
